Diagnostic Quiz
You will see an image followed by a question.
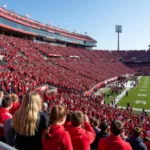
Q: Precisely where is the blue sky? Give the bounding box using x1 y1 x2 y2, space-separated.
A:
0 0 150 50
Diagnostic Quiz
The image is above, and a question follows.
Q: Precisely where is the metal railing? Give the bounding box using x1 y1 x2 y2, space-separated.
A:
0 142 17 150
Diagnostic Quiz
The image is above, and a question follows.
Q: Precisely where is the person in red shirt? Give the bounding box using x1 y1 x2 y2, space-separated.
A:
144 137 150 150
9 93 20 115
67 111 95 150
98 120 132 150
42 105 73 150
0 97 12 142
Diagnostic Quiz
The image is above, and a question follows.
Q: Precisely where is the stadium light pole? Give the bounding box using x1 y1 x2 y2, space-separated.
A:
115 25 122 51
118 32 119 51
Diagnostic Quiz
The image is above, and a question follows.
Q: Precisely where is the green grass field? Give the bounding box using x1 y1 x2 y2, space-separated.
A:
117 76 150 109
104 88 124 104
104 89 118 104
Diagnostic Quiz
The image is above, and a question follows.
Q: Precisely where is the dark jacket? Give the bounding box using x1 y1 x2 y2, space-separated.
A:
15 111 47 150
126 136 147 150
4 118 15 147
92 130 109 149
93 126 100 134
90 127 101 150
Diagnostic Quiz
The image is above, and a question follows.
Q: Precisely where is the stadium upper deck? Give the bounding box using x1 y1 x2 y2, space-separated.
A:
0 8 96 48
113 50 150 62
112 50 150 75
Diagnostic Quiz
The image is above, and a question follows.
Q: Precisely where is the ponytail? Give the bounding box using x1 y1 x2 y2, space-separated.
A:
49 106 60 125
44 105 67 139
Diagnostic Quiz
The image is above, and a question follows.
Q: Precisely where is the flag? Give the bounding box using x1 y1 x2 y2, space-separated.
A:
48 22 52 26
26 14 30 18
2 4 7 9
74 29 76 33
84 32 87 35
36 85 48 92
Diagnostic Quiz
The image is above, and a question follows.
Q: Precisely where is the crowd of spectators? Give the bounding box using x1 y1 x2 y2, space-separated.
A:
112 50 150 62
0 91 149 150
127 63 150 74
1 34 150 149
112 50 150 75
0 34 134 96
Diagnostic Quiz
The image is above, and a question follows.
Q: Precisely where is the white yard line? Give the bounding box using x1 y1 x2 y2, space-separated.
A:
115 80 135 104
115 88 131 104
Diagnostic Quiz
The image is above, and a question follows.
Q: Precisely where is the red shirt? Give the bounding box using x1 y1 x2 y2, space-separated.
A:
42 125 73 150
67 122 95 150
9 101 20 115
0 107 12 124
145 142 150 150
0 107 12 137
98 134 132 150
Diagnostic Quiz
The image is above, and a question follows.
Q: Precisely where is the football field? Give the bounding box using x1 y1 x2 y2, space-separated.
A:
117 76 150 110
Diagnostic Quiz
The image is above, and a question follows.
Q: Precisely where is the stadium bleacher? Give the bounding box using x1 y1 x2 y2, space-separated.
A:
0 35 134 95
112 50 150 75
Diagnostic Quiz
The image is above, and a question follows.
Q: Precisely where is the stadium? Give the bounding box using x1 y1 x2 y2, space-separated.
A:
0 2 150 150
